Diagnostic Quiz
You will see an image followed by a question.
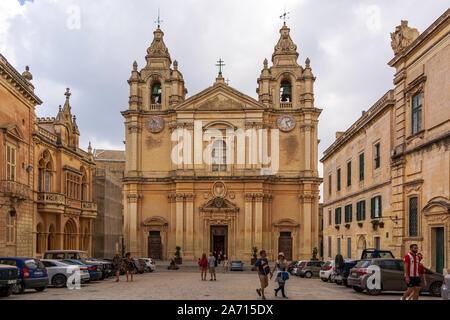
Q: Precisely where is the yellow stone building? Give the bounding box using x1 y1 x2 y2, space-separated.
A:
122 23 322 261
0 54 97 258
322 9 449 274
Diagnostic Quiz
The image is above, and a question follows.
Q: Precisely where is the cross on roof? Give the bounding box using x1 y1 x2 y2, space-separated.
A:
225 78 230 85
280 10 290 24
155 8 163 28
216 58 225 75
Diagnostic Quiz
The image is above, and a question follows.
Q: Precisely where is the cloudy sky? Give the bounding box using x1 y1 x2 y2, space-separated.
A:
1 0 448 184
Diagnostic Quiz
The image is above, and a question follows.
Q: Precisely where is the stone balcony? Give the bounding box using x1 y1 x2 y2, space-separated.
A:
0 180 31 200
37 192 66 214
280 102 293 109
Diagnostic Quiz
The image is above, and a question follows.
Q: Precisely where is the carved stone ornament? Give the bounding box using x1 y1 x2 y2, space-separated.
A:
274 24 298 56
390 20 419 55
147 116 164 133
212 181 227 198
277 115 296 132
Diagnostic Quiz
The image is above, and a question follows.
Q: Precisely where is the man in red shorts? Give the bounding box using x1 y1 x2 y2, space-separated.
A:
402 244 422 300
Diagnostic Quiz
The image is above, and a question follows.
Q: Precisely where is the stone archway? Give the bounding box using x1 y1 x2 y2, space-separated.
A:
64 218 78 250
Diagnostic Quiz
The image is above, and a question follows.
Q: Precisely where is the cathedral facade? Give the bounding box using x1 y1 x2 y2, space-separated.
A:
122 23 322 261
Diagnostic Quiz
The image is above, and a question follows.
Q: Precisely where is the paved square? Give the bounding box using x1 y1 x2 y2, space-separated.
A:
4 270 440 300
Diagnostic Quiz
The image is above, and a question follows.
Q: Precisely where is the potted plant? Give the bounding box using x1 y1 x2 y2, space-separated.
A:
345 224 351 229
251 247 258 266
358 222 363 228
335 225 340 230
174 246 182 264
371 220 379 231
312 247 318 260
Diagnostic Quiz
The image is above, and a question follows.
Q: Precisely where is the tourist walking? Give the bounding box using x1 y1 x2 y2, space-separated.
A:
208 252 217 281
271 252 289 299
112 252 122 282
402 244 422 300
255 250 270 300
223 255 229 273
199 253 208 281
124 252 135 282
406 253 427 300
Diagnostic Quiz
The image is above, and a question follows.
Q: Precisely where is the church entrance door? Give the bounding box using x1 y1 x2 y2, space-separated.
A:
278 232 293 261
148 231 162 260
210 226 227 259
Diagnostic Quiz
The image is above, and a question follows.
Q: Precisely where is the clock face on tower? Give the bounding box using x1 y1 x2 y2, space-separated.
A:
147 116 164 133
277 115 296 132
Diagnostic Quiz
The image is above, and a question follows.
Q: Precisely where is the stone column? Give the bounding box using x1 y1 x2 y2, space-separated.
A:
254 194 263 251
128 193 139 255
185 194 195 259
244 193 253 254
300 194 314 258
303 124 312 172
175 194 184 249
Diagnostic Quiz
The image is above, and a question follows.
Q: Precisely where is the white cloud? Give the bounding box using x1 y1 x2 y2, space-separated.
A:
0 0 25 63
353 3 382 33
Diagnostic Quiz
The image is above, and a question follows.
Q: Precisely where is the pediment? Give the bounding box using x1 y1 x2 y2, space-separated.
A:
0 123 25 142
176 83 265 111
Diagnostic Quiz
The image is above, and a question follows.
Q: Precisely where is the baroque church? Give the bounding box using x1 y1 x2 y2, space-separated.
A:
122 22 322 261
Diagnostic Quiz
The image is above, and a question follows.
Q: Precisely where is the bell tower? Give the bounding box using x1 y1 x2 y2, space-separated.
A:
128 26 187 112
257 22 315 110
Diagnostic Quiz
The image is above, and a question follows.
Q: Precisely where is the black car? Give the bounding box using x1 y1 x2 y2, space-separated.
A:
335 259 359 286
0 264 19 297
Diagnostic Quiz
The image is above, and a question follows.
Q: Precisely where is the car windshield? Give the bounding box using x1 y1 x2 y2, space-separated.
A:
24 259 44 269
322 261 331 269
354 260 370 268
0 259 17 267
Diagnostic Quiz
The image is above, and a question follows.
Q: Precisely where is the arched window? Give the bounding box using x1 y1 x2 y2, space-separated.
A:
81 167 87 201
64 219 77 250
151 82 162 104
38 151 52 192
212 139 227 172
36 223 44 254
280 80 292 102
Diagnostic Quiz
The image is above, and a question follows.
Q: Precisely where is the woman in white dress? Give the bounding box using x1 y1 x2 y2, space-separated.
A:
270 252 288 299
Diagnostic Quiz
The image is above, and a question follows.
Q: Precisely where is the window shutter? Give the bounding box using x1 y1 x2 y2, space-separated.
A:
371 198 375 219
362 200 366 220
378 196 382 218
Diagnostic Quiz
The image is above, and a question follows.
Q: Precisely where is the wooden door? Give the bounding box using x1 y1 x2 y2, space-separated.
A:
148 231 162 260
435 227 444 274
278 232 292 261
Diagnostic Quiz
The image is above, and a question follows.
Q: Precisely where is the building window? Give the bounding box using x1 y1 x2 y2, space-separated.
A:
374 236 381 250
280 80 292 102
328 174 332 195
335 207 342 225
347 238 352 259
345 204 352 223
66 173 81 200
337 238 341 255
211 139 227 172
359 153 364 181
356 200 366 221
409 197 418 237
327 236 332 258
374 143 380 169
38 152 53 192
328 210 332 226
6 214 16 244
337 168 341 191
151 82 162 104
6 144 16 181
371 196 382 218
411 92 422 135
347 161 351 186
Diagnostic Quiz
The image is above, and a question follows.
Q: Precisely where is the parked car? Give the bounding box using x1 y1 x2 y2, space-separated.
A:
347 258 443 297
0 264 19 297
442 274 450 300
140 258 156 272
41 259 90 288
230 260 244 271
88 258 113 279
335 259 359 286
319 260 335 282
289 261 303 275
133 258 146 274
44 250 106 280
287 261 298 273
297 260 324 278
62 259 102 281
0 258 48 294
361 248 394 259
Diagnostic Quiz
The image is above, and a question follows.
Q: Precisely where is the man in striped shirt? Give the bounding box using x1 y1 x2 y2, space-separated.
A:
401 244 422 300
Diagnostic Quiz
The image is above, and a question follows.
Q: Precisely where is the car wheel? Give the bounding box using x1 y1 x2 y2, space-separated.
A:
52 274 67 288
12 283 24 294
352 286 364 293
35 287 46 292
429 282 442 297
0 285 13 297
305 272 312 279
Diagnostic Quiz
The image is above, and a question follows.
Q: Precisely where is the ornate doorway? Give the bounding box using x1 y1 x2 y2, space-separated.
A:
210 226 227 258
278 231 292 260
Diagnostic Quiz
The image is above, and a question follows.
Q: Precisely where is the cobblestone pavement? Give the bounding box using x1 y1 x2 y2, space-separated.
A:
5 270 440 300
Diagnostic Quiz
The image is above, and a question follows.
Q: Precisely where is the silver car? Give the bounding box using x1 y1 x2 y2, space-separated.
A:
41 259 90 288
442 274 450 300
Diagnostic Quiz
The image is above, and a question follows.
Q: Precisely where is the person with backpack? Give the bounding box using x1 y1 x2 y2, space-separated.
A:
270 252 289 299
255 250 271 300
